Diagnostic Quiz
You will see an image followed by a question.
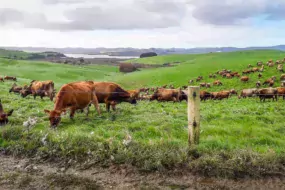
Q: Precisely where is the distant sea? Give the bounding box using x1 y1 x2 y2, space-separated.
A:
64 54 139 59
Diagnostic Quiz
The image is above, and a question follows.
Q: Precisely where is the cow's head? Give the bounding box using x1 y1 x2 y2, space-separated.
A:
20 86 32 98
0 100 14 126
44 109 64 128
9 83 17 93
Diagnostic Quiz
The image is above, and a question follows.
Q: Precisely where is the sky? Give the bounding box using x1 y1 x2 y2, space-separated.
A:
1 0 285 48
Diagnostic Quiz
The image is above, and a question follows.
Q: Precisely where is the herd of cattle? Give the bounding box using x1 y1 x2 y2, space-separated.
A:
0 58 285 128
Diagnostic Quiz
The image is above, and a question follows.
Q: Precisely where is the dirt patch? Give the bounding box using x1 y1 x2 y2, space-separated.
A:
0 154 284 190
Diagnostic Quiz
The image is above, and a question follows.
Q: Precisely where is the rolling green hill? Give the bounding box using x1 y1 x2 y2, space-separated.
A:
0 50 285 178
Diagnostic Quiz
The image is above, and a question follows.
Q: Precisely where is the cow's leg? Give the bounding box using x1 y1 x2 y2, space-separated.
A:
70 107 76 120
106 103 111 112
91 94 101 116
86 105 90 117
110 101 116 111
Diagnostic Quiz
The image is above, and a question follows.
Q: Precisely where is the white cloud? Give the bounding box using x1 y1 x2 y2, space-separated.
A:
0 0 284 48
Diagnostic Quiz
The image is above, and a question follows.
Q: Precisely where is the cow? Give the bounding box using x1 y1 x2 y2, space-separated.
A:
238 88 257 99
0 77 3 82
4 76 17 81
258 73 262 78
44 81 101 128
20 80 55 101
213 80 223 86
150 88 182 102
257 61 263 66
200 91 213 102
0 99 14 126
280 74 285 80
259 65 264 72
212 74 217 78
240 76 249 82
9 83 28 94
276 87 285 100
277 64 284 73
206 83 211 88
200 83 206 87
255 88 278 102
211 91 231 100
268 62 274 67
196 76 203 82
252 67 259 72
209 74 213 78
282 81 285 87
248 64 252 68
226 73 232 79
262 78 274 87
189 80 194 84
90 81 137 112
256 81 261 88
169 85 175 89
127 89 141 100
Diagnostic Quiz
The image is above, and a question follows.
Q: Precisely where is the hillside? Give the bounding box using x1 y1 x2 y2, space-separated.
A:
0 49 66 60
0 50 284 179
117 50 285 89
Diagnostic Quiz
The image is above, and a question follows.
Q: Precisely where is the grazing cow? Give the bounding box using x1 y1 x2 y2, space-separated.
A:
213 80 223 86
200 83 206 87
248 64 252 68
209 74 213 78
4 76 17 81
258 73 262 78
276 87 285 100
240 76 249 82
150 88 182 102
271 76 277 81
20 80 55 101
189 80 194 84
200 91 213 102
127 89 141 100
44 81 101 128
212 74 217 78
226 73 232 79
212 91 232 100
252 67 259 72
276 60 281 65
277 64 284 73
268 62 274 67
238 88 257 99
206 83 211 88
257 61 263 66
91 81 137 112
196 77 203 82
263 78 275 87
255 88 278 102
9 83 28 94
259 65 265 72
280 74 285 80
0 77 4 82
0 99 14 126
282 81 285 87
256 81 261 88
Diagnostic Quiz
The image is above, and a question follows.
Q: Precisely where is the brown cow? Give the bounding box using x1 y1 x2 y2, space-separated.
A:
91 81 137 112
212 91 231 100
213 80 223 86
150 88 182 102
282 81 285 87
255 88 278 102
209 74 213 78
226 73 232 79
200 83 206 87
0 99 14 126
277 64 284 73
276 87 285 100
44 81 101 128
238 88 257 99
206 83 211 88
240 76 249 82
280 74 285 80
200 91 213 102
212 74 217 78
257 61 263 66
0 77 4 82
9 83 28 94
4 76 17 81
263 78 275 86
20 80 55 101
252 67 259 72
258 73 262 78
127 89 140 100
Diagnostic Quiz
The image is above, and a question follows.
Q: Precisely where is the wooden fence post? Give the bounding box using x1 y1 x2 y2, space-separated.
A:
188 86 200 146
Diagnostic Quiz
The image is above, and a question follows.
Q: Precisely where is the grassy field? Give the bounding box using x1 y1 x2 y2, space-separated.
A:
0 50 285 178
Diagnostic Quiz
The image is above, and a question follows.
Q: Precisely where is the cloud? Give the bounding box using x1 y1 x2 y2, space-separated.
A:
0 0 187 31
0 8 23 24
190 0 285 25
42 0 87 5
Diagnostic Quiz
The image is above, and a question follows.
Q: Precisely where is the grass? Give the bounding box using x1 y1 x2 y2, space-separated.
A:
0 50 285 178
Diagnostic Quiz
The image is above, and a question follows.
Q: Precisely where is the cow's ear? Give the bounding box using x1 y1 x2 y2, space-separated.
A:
44 109 50 114
7 109 14 116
